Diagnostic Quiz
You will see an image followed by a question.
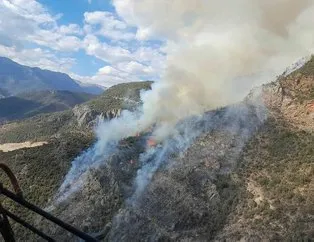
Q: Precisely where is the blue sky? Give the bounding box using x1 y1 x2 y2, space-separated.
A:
0 0 166 87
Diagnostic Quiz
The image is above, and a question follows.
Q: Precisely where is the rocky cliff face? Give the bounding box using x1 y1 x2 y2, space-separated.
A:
262 72 314 132
73 105 100 128
73 104 122 128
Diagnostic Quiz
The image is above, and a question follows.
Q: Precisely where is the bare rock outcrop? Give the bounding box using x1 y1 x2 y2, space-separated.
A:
73 105 99 127
262 72 314 131
73 105 122 128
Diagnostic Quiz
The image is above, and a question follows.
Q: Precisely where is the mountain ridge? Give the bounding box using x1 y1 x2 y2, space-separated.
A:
0 90 96 122
0 57 104 95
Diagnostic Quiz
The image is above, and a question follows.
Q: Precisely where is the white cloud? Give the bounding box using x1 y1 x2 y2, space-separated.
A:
0 45 75 73
27 29 83 52
0 0 83 52
133 46 166 71
80 33 166 86
98 66 119 75
60 24 83 35
84 11 135 40
2 0 57 24
55 36 82 51
83 34 132 63
117 61 153 75
135 28 151 41
77 56 162 87
77 67 136 87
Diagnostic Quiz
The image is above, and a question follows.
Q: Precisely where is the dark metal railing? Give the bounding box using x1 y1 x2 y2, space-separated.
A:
0 163 98 241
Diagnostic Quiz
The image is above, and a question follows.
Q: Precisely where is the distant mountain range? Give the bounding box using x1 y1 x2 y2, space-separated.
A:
0 90 96 122
0 57 104 95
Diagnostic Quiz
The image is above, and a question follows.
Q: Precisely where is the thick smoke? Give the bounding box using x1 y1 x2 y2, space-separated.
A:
113 0 314 140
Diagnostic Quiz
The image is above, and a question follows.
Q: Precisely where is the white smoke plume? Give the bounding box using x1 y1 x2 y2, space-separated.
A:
113 0 314 140
55 110 140 202
129 116 206 205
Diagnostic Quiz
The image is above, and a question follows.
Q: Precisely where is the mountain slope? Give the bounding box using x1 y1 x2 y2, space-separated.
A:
0 90 96 122
214 64 314 240
0 57 103 95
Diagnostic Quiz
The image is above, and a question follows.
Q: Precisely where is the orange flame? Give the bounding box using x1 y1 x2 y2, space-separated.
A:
147 138 157 147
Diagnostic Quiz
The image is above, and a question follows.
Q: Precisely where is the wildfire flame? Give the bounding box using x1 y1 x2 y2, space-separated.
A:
147 138 157 147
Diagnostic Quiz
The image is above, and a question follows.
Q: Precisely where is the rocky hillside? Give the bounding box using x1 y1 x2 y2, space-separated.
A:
0 57 103 95
0 56 314 241
0 90 95 122
212 60 314 241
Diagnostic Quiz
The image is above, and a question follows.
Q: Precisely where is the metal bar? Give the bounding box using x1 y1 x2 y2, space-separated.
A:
0 164 23 197
0 211 15 242
2 208 55 242
1 187 98 242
